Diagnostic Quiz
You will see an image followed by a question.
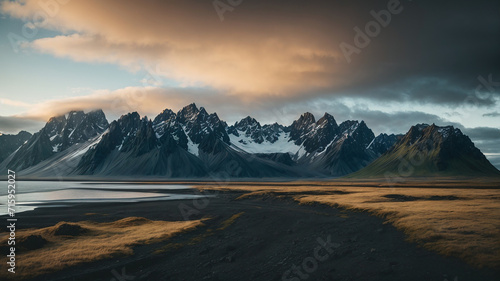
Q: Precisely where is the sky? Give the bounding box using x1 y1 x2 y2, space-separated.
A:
0 0 499 167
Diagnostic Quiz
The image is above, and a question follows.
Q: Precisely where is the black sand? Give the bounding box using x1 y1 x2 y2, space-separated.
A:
2 189 499 281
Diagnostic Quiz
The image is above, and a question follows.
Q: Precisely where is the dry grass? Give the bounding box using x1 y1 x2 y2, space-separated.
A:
200 179 500 269
0 217 203 279
218 212 245 231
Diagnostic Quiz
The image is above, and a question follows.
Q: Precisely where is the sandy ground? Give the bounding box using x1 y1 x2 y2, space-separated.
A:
0 186 498 281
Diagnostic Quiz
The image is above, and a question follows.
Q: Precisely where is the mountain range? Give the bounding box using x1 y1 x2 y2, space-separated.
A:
1 103 498 179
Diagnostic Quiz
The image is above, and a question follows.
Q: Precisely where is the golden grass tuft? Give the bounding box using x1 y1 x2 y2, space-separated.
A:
218 212 245 231
0 217 203 279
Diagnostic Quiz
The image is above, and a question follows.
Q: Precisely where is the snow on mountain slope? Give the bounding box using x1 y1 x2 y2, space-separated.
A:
230 131 299 154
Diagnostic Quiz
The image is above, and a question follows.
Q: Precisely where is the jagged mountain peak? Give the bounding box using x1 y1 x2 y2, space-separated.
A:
367 133 402 155
290 112 317 144
121 111 141 119
38 109 109 152
403 123 463 146
169 104 230 145
44 115 66 137
404 123 466 148
298 112 316 124
234 116 261 130
262 122 285 133
185 102 198 110
47 114 66 124
317 113 337 126
117 112 142 135
177 103 200 122
153 108 175 124
199 106 209 116
66 110 85 118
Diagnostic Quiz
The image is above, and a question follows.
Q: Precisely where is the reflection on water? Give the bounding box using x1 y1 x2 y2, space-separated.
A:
0 181 205 216
0 181 192 196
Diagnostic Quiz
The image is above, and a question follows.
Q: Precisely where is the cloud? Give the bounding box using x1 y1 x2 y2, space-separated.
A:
483 111 500 117
2 85 451 135
2 0 499 107
460 127 500 169
484 154 500 169
12 86 226 121
0 98 31 108
0 116 44 134
464 127 500 141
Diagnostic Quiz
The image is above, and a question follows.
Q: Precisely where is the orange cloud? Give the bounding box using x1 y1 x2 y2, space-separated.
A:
2 0 347 99
10 85 304 127
0 98 31 108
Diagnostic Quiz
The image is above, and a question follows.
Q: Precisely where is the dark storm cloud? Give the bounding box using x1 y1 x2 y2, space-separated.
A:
464 127 500 141
483 112 500 117
462 127 500 155
488 155 500 169
331 0 500 106
0 116 44 134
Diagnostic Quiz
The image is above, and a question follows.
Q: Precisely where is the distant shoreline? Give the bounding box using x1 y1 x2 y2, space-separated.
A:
1 176 499 189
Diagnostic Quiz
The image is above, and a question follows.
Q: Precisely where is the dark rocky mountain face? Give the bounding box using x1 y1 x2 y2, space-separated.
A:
152 108 189 150
301 120 378 176
229 116 264 144
301 113 339 153
76 110 208 177
176 103 230 145
77 112 145 174
7 105 496 179
153 108 176 124
261 123 287 143
369 133 402 155
197 131 307 178
0 131 32 163
44 115 66 140
351 124 500 177
7 128 54 171
117 112 142 136
121 118 159 157
255 153 295 166
60 110 108 150
290 112 316 145
285 111 386 176
42 110 109 152
228 118 289 146
76 121 124 175
3 110 108 171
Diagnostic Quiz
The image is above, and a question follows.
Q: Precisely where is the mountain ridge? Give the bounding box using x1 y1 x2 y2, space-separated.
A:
1 105 498 179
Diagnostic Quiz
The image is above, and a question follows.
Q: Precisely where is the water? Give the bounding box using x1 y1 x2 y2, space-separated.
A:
0 181 205 216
